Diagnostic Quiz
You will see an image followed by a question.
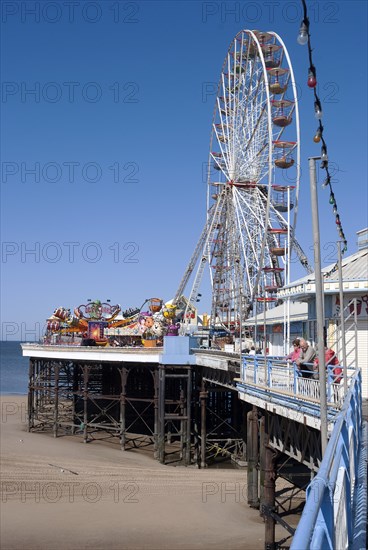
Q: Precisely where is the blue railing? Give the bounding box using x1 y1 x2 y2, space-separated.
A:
241 355 354 409
291 370 367 550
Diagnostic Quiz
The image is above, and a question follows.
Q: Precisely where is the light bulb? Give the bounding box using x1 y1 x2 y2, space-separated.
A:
314 100 323 119
322 176 330 188
321 146 328 161
297 22 309 45
321 146 328 168
307 68 317 88
313 128 322 143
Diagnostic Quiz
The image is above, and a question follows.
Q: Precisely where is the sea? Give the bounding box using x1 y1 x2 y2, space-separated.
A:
0 341 29 395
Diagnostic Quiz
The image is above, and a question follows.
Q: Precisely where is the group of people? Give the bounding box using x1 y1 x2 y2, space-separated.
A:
286 338 343 383
243 345 262 355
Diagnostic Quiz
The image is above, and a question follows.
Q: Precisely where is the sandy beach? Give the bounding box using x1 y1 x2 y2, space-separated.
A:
0 395 273 550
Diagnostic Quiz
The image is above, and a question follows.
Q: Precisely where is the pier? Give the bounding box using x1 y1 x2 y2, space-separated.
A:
22 337 367 549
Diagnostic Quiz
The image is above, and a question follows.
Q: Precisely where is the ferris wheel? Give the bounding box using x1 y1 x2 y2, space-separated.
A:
174 30 312 337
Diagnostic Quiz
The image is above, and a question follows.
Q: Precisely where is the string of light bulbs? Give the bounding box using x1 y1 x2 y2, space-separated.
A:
297 0 348 262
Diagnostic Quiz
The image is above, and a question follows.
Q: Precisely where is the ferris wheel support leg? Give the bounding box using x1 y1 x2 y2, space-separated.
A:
173 219 211 305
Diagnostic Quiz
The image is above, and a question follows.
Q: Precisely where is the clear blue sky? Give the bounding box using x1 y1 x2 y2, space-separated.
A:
1 0 367 340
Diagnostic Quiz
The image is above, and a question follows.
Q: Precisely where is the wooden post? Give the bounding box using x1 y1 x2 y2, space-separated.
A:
247 407 259 507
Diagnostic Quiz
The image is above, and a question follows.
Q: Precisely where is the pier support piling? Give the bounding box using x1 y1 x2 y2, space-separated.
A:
185 367 192 465
28 359 35 431
26 355 244 470
259 415 265 505
119 366 127 450
200 376 208 469
153 368 159 458
82 366 89 443
53 365 59 438
158 365 166 463
263 444 277 550
247 406 259 507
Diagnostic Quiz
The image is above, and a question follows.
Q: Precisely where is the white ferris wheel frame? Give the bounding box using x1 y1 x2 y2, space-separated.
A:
206 30 300 294
176 30 310 353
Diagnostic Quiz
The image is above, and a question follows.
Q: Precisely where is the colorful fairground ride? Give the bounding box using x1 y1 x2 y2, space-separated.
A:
44 298 188 348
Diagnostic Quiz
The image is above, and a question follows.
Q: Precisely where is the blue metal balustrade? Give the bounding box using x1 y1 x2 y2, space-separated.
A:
237 355 366 549
238 355 354 418
291 370 367 550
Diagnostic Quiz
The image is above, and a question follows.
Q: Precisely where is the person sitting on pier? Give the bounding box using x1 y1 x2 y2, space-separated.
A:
286 338 301 363
313 348 343 383
295 339 316 378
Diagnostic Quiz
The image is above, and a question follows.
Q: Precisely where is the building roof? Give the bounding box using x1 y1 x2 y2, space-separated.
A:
244 301 308 325
357 228 368 250
278 248 368 300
